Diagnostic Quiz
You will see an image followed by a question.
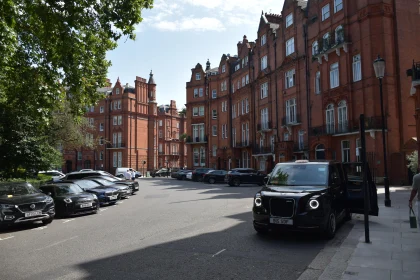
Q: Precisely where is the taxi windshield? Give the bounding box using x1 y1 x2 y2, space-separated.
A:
268 164 328 187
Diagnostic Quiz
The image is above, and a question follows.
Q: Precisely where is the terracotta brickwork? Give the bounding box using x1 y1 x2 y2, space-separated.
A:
185 0 420 184
63 73 187 175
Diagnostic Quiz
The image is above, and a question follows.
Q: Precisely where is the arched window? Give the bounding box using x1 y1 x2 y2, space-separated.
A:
326 104 335 134
312 41 319 55
337 100 348 133
315 144 326 160
335 25 344 44
323 33 330 50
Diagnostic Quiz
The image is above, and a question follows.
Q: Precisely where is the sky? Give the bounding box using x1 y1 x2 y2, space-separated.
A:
106 0 286 109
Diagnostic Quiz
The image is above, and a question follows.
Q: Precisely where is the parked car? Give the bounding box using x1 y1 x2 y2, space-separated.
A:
39 183 99 217
151 168 169 177
225 168 266 186
64 171 123 181
86 176 139 194
252 160 379 239
0 182 55 228
203 170 228 184
192 168 214 182
86 177 132 199
170 168 181 178
186 172 193 180
61 179 119 206
39 170 65 182
175 170 192 180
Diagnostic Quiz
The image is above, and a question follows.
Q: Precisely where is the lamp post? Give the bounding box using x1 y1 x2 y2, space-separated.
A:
373 55 391 207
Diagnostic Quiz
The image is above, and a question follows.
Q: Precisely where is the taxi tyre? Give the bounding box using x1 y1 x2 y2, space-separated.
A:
324 212 337 239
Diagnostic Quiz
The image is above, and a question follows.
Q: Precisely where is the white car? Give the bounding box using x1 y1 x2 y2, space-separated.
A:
79 169 94 172
186 172 192 180
39 170 65 182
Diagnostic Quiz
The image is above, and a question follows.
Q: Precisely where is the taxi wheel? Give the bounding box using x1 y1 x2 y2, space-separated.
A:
324 212 337 239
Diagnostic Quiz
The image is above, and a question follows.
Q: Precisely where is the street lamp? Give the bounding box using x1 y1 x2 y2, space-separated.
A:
373 55 391 207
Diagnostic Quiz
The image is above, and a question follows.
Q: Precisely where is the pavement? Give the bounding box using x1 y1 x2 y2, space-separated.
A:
0 178 348 280
298 186 420 280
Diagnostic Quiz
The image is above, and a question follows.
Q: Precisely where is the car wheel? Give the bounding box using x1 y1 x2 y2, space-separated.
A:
209 178 216 184
233 178 240 187
324 212 337 239
254 225 268 234
42 217 54 225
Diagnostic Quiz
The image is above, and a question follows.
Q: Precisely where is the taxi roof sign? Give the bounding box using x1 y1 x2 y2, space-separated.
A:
295 160 309 163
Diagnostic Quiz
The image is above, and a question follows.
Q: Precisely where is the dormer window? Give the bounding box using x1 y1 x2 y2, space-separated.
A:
261 34 267 46
116 88 120 95
286 13 293 28
196 73 201 80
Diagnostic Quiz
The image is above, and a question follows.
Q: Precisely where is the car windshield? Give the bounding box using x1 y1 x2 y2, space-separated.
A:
92 178 114 186
267 164 328 187
0 183 39 197
102 176 118 182
76 180 102 189
55 184 84 195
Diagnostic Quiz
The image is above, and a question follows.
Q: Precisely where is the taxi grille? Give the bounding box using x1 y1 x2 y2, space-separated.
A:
270 198 295 218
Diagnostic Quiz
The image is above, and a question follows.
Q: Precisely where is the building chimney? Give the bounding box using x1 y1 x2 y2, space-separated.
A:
206 59 211 71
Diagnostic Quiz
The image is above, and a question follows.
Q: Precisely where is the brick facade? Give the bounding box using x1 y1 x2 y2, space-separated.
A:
63 72 187 175
185 0 420 184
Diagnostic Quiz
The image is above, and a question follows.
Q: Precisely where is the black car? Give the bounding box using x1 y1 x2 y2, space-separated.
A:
86 177 132 199
39 183 99 217
203 170 228 184
170 168 181 178
175 170 192 180
0 182 55 228
225 168 266 186
192 168 214 182
62 179 120 206
64 171 123 181
86 176 139 194
252 160 379 239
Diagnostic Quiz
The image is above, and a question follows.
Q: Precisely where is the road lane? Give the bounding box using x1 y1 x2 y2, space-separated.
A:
0 178 350 280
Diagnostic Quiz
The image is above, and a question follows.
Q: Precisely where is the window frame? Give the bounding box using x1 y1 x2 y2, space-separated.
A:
352 54 362 82
260 82 268 99
196 73 201 80
261 55 268 70
334 0 343 13
330 62 339 89
286 37 295 56
286 13 293 28
212 125 217 136
285 69 296 89
322 4 330 21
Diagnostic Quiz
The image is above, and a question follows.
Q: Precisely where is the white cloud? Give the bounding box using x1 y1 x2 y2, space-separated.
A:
183 0 280 13
155 17 225 32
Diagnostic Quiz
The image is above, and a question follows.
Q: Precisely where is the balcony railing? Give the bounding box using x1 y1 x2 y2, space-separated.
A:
158 151 164 155
310 116 386 137
186 135 208 144
235 141 253 148
293 141 308 152
282 114 301 126
107 143 126 148
253 146 275 155
406 61 420 81
257 121 273 131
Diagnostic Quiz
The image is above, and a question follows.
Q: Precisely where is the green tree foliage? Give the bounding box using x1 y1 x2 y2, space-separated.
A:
407 151 418 173
0 0 153 177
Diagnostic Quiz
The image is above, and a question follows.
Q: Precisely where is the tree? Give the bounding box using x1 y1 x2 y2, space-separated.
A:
0 0 153 177
407 151 418 173
179 107 186 116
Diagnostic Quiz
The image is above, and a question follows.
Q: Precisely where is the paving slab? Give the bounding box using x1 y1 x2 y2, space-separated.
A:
391 270 420 280
348 256 402 271
342 266 391 280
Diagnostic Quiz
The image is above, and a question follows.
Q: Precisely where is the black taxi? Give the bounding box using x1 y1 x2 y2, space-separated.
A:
252 160 378 239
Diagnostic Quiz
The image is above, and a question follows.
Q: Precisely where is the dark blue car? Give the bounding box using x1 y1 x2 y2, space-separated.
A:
59 179 119 206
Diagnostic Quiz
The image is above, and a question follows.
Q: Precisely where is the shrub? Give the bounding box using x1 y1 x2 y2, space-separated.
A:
407 150 418 173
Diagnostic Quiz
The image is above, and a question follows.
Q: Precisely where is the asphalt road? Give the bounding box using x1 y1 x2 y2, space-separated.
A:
0 178 352 280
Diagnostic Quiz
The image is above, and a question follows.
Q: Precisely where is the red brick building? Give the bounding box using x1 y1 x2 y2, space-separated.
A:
63 72 187 174
185 0 420 184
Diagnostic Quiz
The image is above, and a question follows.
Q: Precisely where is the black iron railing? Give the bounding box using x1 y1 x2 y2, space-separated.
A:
407 61 420 81
253 146 274 154
310 116 386 136
282 114 301 126
235 141 253 148
257 121 273 131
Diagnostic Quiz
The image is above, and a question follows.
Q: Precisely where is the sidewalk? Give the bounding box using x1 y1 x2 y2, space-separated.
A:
298 186 420 280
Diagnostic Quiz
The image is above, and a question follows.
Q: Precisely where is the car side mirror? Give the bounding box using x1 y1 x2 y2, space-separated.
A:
47 192 52 196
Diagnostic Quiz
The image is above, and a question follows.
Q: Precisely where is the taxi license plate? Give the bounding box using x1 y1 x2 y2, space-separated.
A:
134 186 139 190
270 218 293 225
80 203 92 208
25 211 42 217
109 195 118 200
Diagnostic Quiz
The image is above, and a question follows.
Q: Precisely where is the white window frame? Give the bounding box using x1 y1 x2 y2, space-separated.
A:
260 82 268 99
235 64 240 71
338 100 348 133
261 108 269 129
242 76 246 87
193 107 198 116
353 54 362 82
118 115 122 125
322 4 330 21
113 116 117 125
212 125 217 136
334 0 343 13
118 100 121 109
196 73 201 80
113 152 117 167
199 106 204 116
199 88 203 97
212 145 217 157
285 69 295 89
159 120 163 126
335 25 344 44
286 99 297 124
286 37 295 56
261 34 267 46
100 123 104 131
284 132 289 141
315 71 321 94
212 109 217 119
341 140 350 162
326 104 335 134
100 106 104 113
99 151 103 160
259 159 266 172
298 130 305 150
212 89 217 99
261 55 267 70
194 89 198 98
116 88 120 95
286 13 293 28
245 74 249 84
330 62 339 89
246 98 249 113
222 65 226 73
193 148 199 166
312 41 319 56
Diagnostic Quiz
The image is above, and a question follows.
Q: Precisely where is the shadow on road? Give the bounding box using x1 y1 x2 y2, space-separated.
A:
74 211 334 280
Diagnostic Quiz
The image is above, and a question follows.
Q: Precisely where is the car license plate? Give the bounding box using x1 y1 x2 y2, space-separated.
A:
109 195 118 200
270 218 293 225
80 203 92 208
135 186 139 190
25 211 42 217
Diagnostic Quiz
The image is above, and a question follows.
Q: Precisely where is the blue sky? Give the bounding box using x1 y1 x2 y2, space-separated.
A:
106 0 286 108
